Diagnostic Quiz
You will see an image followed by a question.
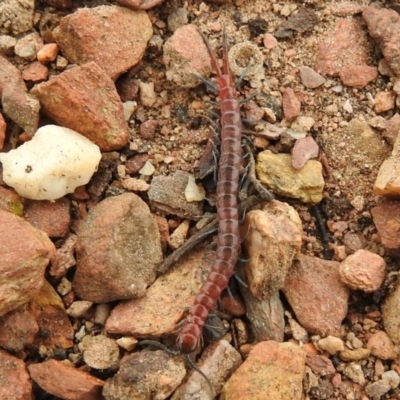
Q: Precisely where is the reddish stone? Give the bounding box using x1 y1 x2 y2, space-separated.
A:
125 154 150 175
306 354 336 376
339 65 378 88
315 18 370 76
371 201 400 256
383 113 400 145
53 5 152 80
31 62 129 151
0 112 6 150
22 61 49 82
28 359 104 400
139 119 158 140
282 88 300 122
0 210 55 317
0 349 32 400
367 331 397 359
374 91 396 113
36 43 59 63
0 56 26 97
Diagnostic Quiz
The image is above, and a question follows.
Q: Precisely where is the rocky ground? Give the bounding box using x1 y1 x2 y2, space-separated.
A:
1 0 400 399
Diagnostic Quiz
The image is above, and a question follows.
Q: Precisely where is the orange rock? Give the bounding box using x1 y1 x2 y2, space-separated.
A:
36 43 59 63
22 61 49 82
0 112 6 151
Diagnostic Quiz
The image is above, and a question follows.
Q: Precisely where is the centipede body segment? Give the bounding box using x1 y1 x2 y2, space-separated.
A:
176 30 243 354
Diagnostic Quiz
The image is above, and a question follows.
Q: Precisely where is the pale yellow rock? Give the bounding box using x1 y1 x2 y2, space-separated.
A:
256 150 324 203
243 200 303 300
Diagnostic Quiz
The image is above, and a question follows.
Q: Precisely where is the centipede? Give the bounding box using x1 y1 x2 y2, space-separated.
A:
176 29 243 354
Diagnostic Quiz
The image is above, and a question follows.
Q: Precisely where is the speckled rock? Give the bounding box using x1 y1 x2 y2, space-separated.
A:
0 210 55 317
24 198 71 238
0 56 26 96
283 254 349 336
371 201 400 256
28 359 104 400
339 249 386 292
31 62 129 151
53 6 152 80
0 0 34 35
299 66 326 89
148 170 204 219
0 349 32 400
339 64 378 87
103 350 185 400
163 24 211 88
105 246 211 337
367 330 398 359
221 341 306 400
73 193 162 303
282 88 300 122
172 341 242 399
242 200 302 300
363 6 400 77
83 335 119 370
256 150 325 203
314 18 371 76
291 136 319 170
317 336 344 355
382 281 400 344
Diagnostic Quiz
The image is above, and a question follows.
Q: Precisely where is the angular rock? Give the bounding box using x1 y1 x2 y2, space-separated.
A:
0 210 55 316
49 233 77 278
339 249 386 292
299 66 326 89
103 350 185 400
242 200 302 300
73 193 162 303
0 304 38 352
282 87 300 122
315 18 371 76
0 0 34 35
256 150 325 203
0 56 26 96
383 113 400 145
148 170 204 219
24 198 71 238
28 359 104 400
339 64 378 87
363 6 400 77
105 247 211 337
0 349 32 400
0 112 5 150
221 341 306 400
30 280 74 350
374 91 396 113
291 136 319 170
283 254 349 336
31 62 129 151
172 340 242 399
14 32 43 61
382 281 400 344
371 201 400 256
164 24 211 88
2 84 40 135
53 6 152 80
22 61 49 82
367 330 398 359
305 354 335 376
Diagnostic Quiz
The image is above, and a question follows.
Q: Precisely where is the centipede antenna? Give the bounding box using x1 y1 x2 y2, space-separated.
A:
138 340 180 356
235 65 251 90
198 30 222 78
184 354 215 396
239 91 259 105
194 73 219 92
206 109 221 120
233 273 249 288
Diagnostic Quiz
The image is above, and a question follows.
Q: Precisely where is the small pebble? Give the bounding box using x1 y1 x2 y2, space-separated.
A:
66 301 93 318
116 337 138 351
83 335 119 370
299 66 326 89
317 336 344 355
139 160 155 176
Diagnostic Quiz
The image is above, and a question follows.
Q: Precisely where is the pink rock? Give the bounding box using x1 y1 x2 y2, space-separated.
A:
363 6 400 78
339 249 386 292
22 61 49 82
282 88 300 122
24 198 71 238
140 119 158 140
299 66 326 89
263 33 278 50
0 210 55 316
221 341 306 400
371 201 400 256
0 349 32 400
315 18 370 76
73 193 162 303
291 136 319 169
49 234 77 278
283 254 349 336
367 331 397 360
53 5 152 80
306 354 336 376
163 24 212 88
339 65 378 87
31 62 129 151
28 359 104 400
374 91 396 113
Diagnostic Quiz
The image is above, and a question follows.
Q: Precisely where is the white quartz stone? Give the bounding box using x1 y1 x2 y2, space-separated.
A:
0 125 101 200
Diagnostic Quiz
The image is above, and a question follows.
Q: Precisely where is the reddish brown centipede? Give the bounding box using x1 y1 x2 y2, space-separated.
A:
176 30 243 354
